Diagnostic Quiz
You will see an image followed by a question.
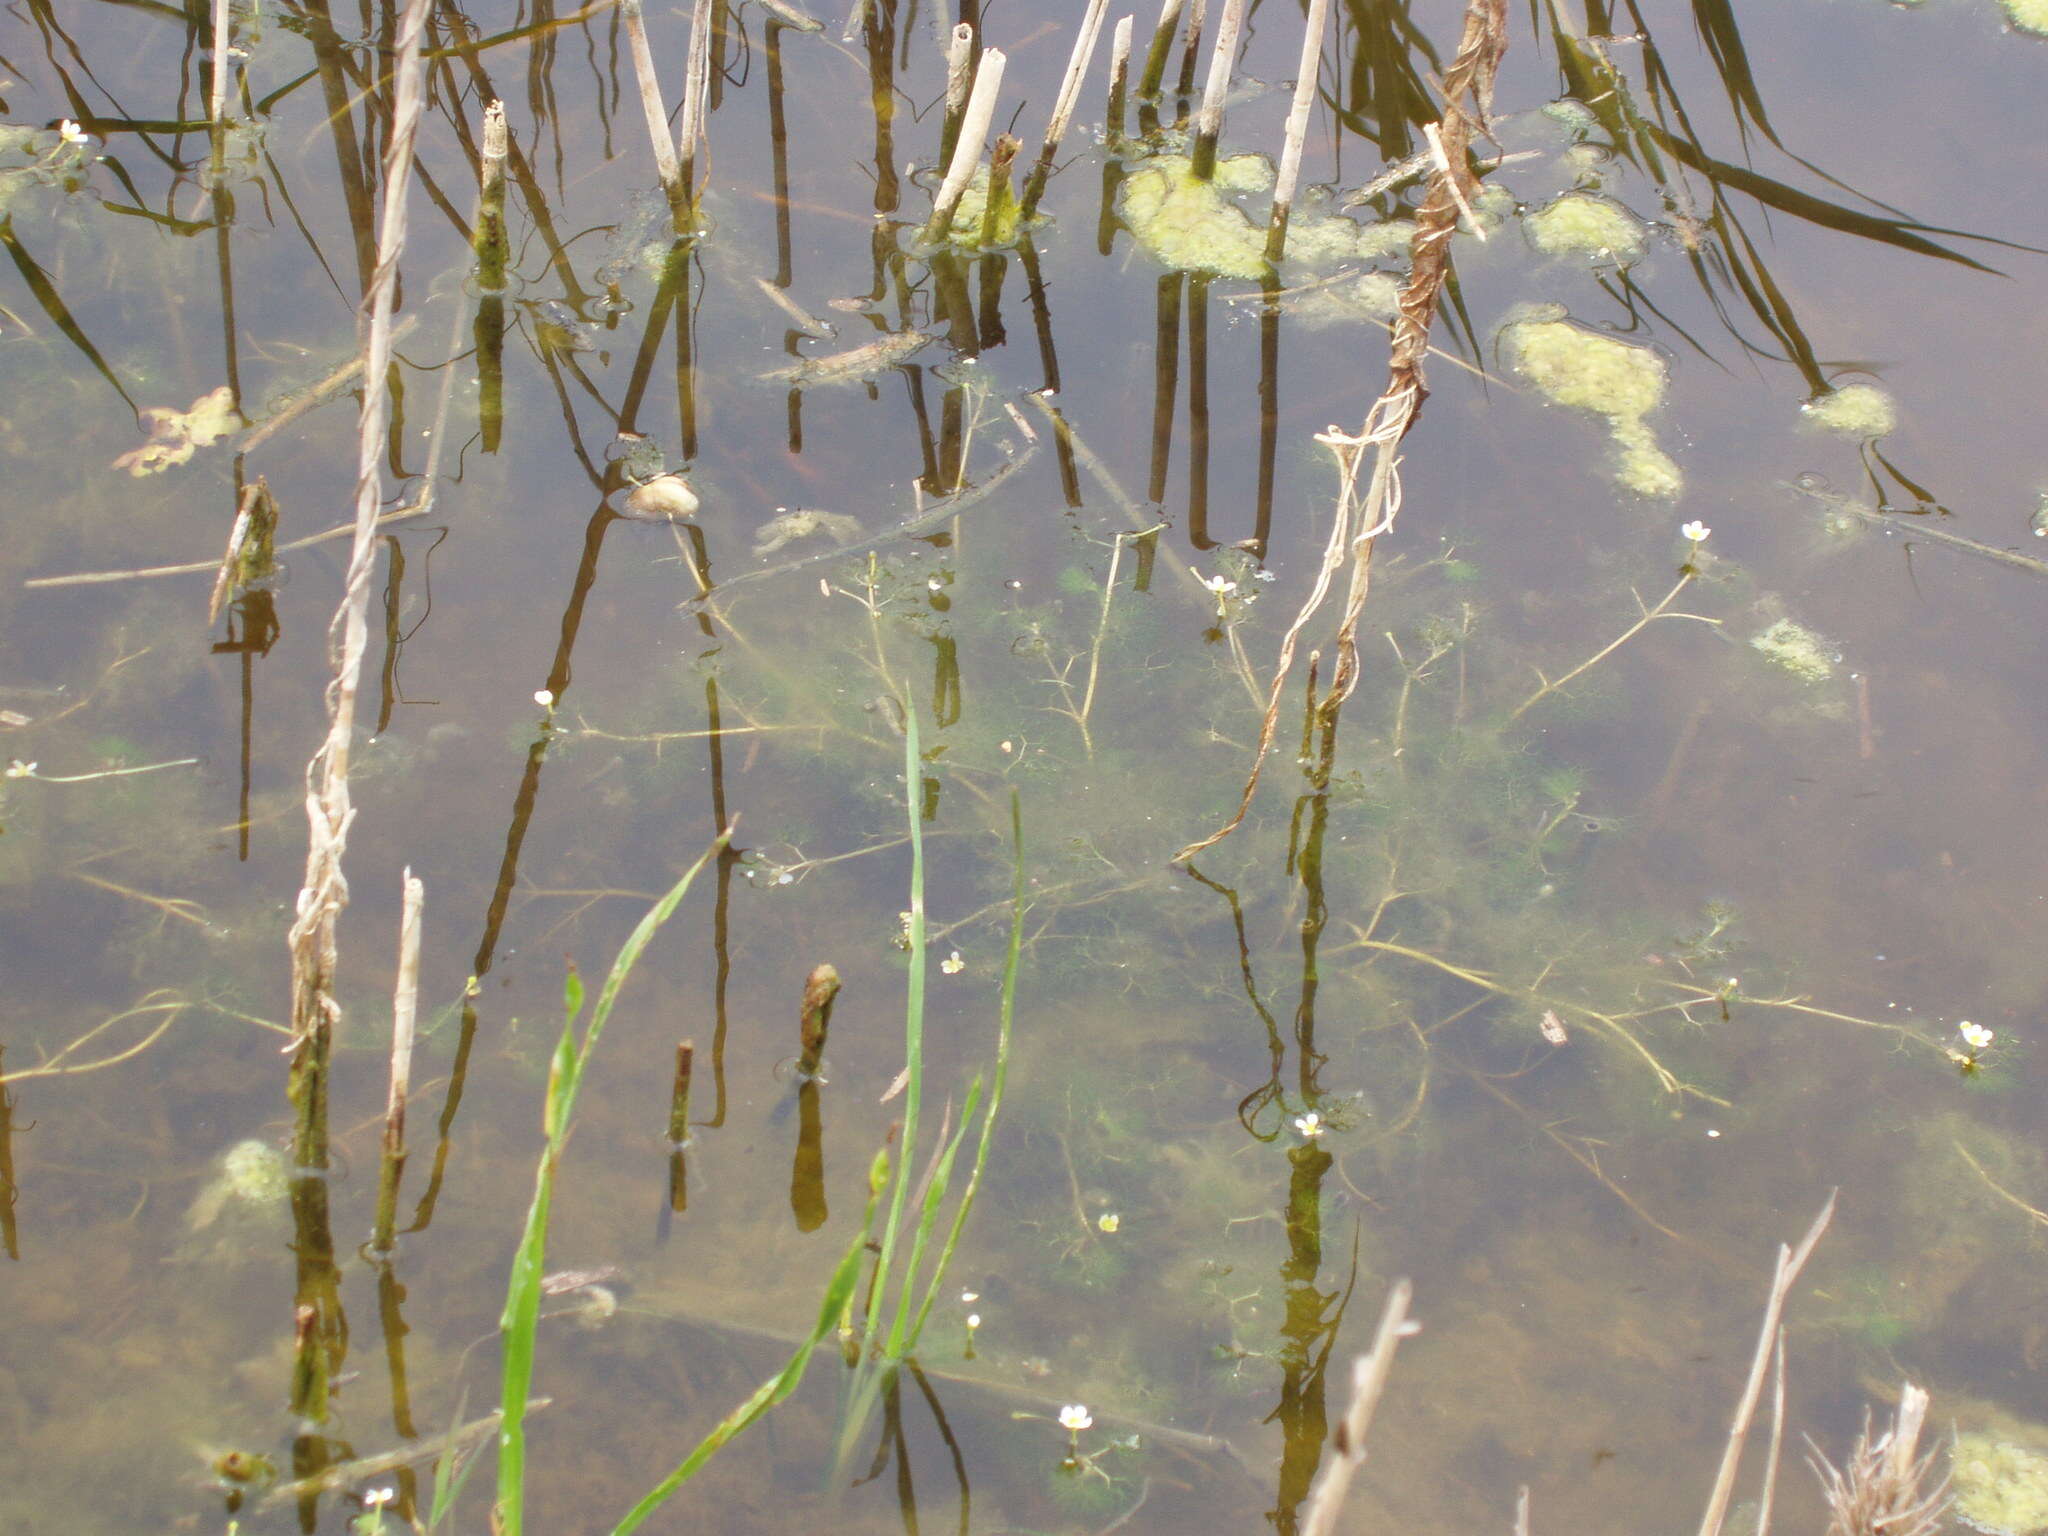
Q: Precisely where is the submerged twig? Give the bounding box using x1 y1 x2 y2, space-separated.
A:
1297 1280 1419 1536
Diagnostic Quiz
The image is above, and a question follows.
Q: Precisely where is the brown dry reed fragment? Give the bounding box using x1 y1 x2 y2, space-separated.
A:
1174 0 1507 864
1806 1384 1949 1536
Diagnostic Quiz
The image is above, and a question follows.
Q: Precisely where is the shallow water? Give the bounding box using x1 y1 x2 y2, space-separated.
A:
4 3 2048 1534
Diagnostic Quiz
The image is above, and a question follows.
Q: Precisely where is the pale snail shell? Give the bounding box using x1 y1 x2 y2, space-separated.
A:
619 473 700 521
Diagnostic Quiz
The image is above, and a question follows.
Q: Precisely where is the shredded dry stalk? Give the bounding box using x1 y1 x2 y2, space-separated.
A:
1807 1384 1948 1536
286 0 435 1049
1174 0 1506 863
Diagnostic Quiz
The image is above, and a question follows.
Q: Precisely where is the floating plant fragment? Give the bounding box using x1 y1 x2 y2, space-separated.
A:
752 508 863 558
759 329 928 387
1953 1433 2048 1536
112 385 240 476
185 1138 290 1233
1116 152 1410 282
1524 191 1646 264
1802 382 1898 439
1499 307 1682 496
1749 617 1837 683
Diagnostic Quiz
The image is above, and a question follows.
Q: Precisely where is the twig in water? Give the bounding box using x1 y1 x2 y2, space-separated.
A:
1297 1280 1420 1536
1508 573 1720 722
372 868 423 1253
1696 1191 1837 1536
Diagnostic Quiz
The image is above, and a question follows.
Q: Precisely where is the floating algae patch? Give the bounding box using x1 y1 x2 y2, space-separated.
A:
1997 0 2048 36
1499 307 1682 496
1802 382 1897 439
1749 617 1837 683
1954 1434 2048 1535
1116 151 1411 281
1524 191 1646 264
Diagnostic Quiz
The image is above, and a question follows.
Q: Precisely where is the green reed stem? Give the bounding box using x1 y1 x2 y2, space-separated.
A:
493 835 725 1536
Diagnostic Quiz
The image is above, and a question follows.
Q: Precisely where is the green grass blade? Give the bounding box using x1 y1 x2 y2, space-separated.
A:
866 695 927 1353
908 787 1025 1346
890 1076 983 1356
493 837 725 1536
608 1149 889 1536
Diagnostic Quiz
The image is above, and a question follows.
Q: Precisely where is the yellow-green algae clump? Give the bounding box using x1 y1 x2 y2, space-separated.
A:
1955 1434 2048 1535
1524 192 1646 264
1500 309 1682 497
1802 382 1897 439
1749 618 1836 683
1998 0 2048 37
1117 152 1411 281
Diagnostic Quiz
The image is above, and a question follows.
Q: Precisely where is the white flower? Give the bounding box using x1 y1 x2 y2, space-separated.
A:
1680 520 1711 543
363 1488 396 1508
1201 574 1237 596
940 950 964 975
965 1313 982 1330
533 689 555 709
1096 1212 1121 1233
4 760 35 778
1058 1405 1093 1432
960 1289 979 1304
1294 1111 1326 1140
58 119 89 145
1960 1022 1994 1052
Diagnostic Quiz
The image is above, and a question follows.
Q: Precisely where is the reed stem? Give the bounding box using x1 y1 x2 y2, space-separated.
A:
939 23 974 170
676 0 715 208
920 48 1007 246
1018 0 1109 222
1189 0 1247 180
372 868 423 1254
1106 14 1134 140
622 0 683 198
1175 0 1207 97
796 963 842 1078
1265 0 1331 263
1136 0 1184 99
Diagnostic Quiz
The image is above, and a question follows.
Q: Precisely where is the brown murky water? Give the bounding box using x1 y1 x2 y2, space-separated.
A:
4 3 2048 1534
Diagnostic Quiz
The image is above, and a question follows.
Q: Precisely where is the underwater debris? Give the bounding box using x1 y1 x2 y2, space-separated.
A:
185 1138 290 1233
112 386 240 476
1524 191 1647 264
1749 617 1838 683
1500 308 1682 496
1953 1433 2048 1535
758 329 928 387
751 508 863 558
1802 383 1898 440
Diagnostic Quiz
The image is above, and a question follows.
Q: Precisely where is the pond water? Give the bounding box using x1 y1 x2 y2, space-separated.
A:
5 2 2048 1534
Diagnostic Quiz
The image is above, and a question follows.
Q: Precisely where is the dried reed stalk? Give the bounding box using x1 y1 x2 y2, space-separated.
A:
1106 14 1134 137
1137 0 1185 99
1697 1191 1838 1536
209 0 232 122
1298 1280 1419 1536
1019 0 1110 221
622 0 683 196
1174 0 1505 864
372 868 423 1252
1807 1384 1949 1536
1188 0 1246 179
920 47 1008 246
1175 0 1207 96
286 0 436 1046
675 0 715 202
1265 0 1332 262
940 23 975 167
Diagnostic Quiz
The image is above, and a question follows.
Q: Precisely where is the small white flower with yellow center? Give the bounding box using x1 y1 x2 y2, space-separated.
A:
940 950 965 975
1293 1111 1326 1140
1960 1022 1994 1052
533 688 555 710
1096 1212 1120 1234
58 119 89 146
1681 520 1711 543
1201 573 1238 614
